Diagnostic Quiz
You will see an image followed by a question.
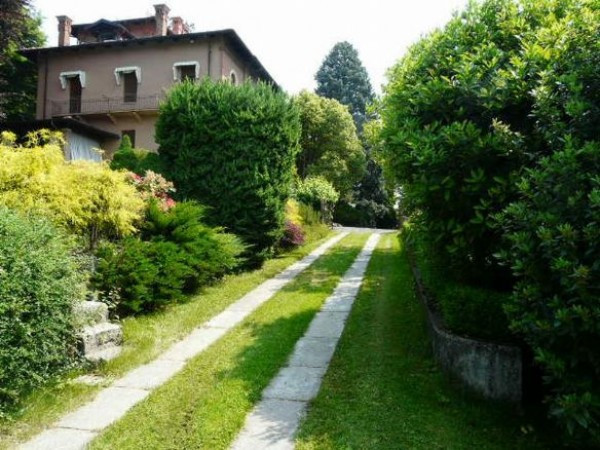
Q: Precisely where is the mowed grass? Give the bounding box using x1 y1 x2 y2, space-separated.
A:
0 226 332 449
89 232 370 449
296 233 559 450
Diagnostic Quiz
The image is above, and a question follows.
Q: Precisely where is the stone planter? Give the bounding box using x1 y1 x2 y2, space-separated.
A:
409 257 523 403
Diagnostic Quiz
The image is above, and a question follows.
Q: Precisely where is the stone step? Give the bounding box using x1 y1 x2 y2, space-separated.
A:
74 301 109 326
81 322 123 354
85 345 122 363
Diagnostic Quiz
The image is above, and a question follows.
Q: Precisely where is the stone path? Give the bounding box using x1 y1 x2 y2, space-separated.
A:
20 232 349 450
230 232 382 450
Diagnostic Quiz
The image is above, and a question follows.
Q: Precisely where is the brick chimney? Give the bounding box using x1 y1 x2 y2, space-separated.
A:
154 4 170 36
171 16 184 35
57 15 72 46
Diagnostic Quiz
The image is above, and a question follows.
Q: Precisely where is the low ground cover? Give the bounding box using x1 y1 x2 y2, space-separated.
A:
296 233 558 450
0 230 335 449
89 233 368 449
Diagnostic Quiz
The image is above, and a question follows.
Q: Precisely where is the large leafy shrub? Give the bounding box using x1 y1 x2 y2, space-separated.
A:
0 207 82 414
94 201 244 315
0 130 144 249
494 3 600 441
497 142 600 441
155 80 300 263
382 0 600 442
381 0 567 284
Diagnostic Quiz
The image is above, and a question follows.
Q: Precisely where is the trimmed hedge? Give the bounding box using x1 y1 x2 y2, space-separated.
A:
155 80 300 263
410 232 512 342
0 207 82 414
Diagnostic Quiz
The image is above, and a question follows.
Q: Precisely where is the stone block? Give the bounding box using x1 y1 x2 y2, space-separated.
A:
263 366 327 402
230 399 306 450
57 387 149 431
113 359 185 390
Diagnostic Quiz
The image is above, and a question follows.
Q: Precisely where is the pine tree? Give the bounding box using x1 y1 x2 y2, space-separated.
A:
315 42 374 130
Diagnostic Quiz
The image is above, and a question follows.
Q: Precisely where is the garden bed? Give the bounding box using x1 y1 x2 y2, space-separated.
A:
406 246 523 403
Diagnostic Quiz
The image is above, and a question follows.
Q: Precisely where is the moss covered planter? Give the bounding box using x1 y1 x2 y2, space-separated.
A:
409 257 523 403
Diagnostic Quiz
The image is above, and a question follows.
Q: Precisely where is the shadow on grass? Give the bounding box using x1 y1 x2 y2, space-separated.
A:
296 234 562 450
90 235 368 450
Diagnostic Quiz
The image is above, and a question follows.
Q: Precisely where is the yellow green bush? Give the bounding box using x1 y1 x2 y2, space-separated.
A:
0 130 144 249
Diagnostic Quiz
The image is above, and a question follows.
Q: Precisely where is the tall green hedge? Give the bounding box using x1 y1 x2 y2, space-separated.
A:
0 207 82 414
496 3 600 442
155 80 300 263
381 0 600 442
381 0 567 285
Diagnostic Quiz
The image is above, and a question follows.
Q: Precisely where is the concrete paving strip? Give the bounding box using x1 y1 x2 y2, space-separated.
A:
230 232 382 450
20 231 349 450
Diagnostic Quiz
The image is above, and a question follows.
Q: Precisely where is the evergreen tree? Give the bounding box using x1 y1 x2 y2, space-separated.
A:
315 41 374 130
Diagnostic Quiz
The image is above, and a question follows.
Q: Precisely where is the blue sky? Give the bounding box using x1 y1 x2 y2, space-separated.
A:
33 0 469 94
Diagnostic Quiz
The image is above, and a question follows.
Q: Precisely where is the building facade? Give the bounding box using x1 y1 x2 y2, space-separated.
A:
20 4 275 159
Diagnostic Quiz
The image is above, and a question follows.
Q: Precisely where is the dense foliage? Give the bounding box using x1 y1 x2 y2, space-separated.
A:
316 41 375 130
495 3 600 440
381 0 567 284
497 142 600 439
0 131 144 249
409 229 511 341
0 0 44 121
294 176 339 211
382 0 600 442
295 91 364 197
0 207 82 415
334 158 397 229
314 43 395 227
156 80 300 263
94 201 244 315
109 136 165 175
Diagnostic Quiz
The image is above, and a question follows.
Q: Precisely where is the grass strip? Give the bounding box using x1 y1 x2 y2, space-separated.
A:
0 227 332 449
89 232 370 449
296 233 558 450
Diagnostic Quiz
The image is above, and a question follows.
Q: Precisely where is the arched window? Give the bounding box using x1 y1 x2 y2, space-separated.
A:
230 70 237 85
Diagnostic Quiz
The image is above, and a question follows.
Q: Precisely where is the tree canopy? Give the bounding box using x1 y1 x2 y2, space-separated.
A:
0 0 45 121
295 91 364 198
315 41 375 130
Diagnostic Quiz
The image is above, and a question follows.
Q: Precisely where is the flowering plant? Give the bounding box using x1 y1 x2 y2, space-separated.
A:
129 170 176 210
280 220 305 248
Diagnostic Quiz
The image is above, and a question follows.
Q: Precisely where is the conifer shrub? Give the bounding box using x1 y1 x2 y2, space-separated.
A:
94 201 244 315
0 207 82 414
155 80 300 263
110 136 165 175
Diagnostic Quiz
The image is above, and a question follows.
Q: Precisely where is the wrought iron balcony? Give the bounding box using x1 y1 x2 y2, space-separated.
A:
50 94 163 117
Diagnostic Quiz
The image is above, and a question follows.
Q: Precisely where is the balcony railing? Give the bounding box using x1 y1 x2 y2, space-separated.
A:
50 94 163 117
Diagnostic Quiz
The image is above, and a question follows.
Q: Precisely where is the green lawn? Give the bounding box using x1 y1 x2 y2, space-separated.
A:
89 233 370 449
0 226 332 449
296 233 560 450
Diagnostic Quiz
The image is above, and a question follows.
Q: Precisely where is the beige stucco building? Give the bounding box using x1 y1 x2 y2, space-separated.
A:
18 4 275 160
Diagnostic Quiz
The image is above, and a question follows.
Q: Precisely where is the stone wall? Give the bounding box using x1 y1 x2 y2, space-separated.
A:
409 260 523 402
